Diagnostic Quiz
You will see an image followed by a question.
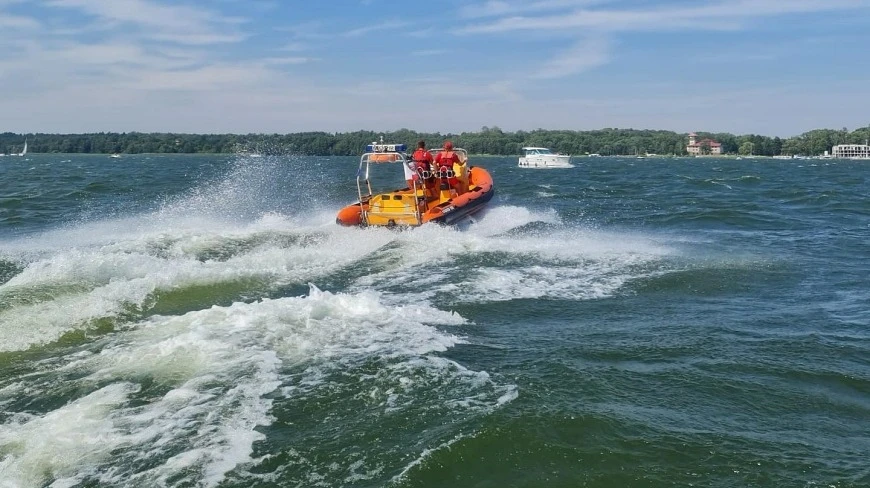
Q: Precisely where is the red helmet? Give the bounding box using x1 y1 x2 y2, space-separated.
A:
443 141 453 150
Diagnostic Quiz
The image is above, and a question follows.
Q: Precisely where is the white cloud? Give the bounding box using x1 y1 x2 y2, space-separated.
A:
0 12 38 29
343 20 409 38
45 0 246 45
1 0 868 134
532 35 611 79
462 0 870 34
456 0 870 80
261 56 318 66
3 65 869 136
460 0 613 19
149 31 246 45
124 64 271 91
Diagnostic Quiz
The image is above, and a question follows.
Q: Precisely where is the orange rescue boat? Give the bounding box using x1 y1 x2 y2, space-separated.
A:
336 142 494 228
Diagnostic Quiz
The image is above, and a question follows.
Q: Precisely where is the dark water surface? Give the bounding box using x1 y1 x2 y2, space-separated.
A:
0 153 868 487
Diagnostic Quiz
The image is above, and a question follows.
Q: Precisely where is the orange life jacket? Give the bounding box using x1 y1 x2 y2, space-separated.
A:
436 151 458 169
413 149 434 176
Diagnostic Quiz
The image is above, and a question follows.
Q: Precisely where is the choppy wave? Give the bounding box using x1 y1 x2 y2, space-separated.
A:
0 159 679 484
2 154 868 487
0 200 676 353
0 283 517 486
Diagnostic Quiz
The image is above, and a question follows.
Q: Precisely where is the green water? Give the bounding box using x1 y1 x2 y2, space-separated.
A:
0 154 868 487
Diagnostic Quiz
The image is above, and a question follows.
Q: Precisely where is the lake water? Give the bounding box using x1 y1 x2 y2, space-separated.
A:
1 153 868 487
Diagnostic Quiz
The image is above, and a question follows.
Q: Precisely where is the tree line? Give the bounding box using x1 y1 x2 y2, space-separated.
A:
2 126 869 157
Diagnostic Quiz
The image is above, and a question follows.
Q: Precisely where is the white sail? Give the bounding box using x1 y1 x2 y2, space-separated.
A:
18 139 27 157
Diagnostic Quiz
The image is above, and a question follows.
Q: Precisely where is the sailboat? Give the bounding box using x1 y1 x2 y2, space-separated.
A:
16 139 28 157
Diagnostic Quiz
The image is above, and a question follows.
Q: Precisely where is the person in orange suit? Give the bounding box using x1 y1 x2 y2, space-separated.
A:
411 140 435 199
434 140 462 195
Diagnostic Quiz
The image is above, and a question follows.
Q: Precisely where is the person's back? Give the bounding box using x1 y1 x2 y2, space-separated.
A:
413 142 434 173
434 141 463 197
434 141 459 171
411 140 435 198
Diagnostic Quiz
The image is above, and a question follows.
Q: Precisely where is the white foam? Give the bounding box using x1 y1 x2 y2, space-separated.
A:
461 266 629 302
352 224 672 303
451 227 671 302
0 217 398 352
384 355 517 412
0 382 139 488
466 205 561 236
0 200 675 350
391 432 473 484
481 227 671 261
0 285 484 486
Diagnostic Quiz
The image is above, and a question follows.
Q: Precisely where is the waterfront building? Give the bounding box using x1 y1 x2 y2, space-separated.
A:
832 144 870 159
687 133 723 156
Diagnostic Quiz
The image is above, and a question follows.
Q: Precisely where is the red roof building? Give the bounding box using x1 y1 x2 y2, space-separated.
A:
687 133 723 156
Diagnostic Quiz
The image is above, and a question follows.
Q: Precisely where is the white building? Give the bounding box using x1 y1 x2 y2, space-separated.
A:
686 133 723 156
832 144 870 159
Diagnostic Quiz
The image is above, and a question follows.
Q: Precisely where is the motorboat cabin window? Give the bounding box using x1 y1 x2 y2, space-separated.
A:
524 148 554 156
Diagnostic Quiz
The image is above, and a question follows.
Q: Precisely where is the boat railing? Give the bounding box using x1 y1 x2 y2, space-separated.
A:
356 143 425 226
356 145 411 198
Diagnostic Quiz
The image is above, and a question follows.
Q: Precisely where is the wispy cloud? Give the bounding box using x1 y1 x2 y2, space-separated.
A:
125 63 272 91
411 49 447 57
458 0 870 79
261 56 318 66
1 0 868 134
279 42 308 52
462 0 870 34
45 0 246 45
459 0 613 19
343 19 409 37
0 12 38 29
532 35 611 79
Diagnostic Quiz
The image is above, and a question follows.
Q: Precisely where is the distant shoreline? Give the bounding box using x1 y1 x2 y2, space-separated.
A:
3 153 849 161
2 127 868 157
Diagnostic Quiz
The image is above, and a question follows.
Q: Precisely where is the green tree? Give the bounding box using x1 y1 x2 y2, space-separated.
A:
0 127 862 157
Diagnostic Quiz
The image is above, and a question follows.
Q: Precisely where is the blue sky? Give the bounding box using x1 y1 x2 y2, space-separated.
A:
1 0 869 136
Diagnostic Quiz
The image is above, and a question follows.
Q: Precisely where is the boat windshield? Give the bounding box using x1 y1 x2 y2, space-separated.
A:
524 148 553 155
365 159 409 193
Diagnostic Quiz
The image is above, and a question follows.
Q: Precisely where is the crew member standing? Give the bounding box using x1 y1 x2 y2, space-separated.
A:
411 140 435 198
434 140 462 195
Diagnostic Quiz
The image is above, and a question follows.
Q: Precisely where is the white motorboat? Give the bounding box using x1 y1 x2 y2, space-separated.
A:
518 147 573 168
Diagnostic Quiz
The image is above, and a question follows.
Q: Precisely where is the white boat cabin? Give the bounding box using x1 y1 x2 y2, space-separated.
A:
518 147 573 168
